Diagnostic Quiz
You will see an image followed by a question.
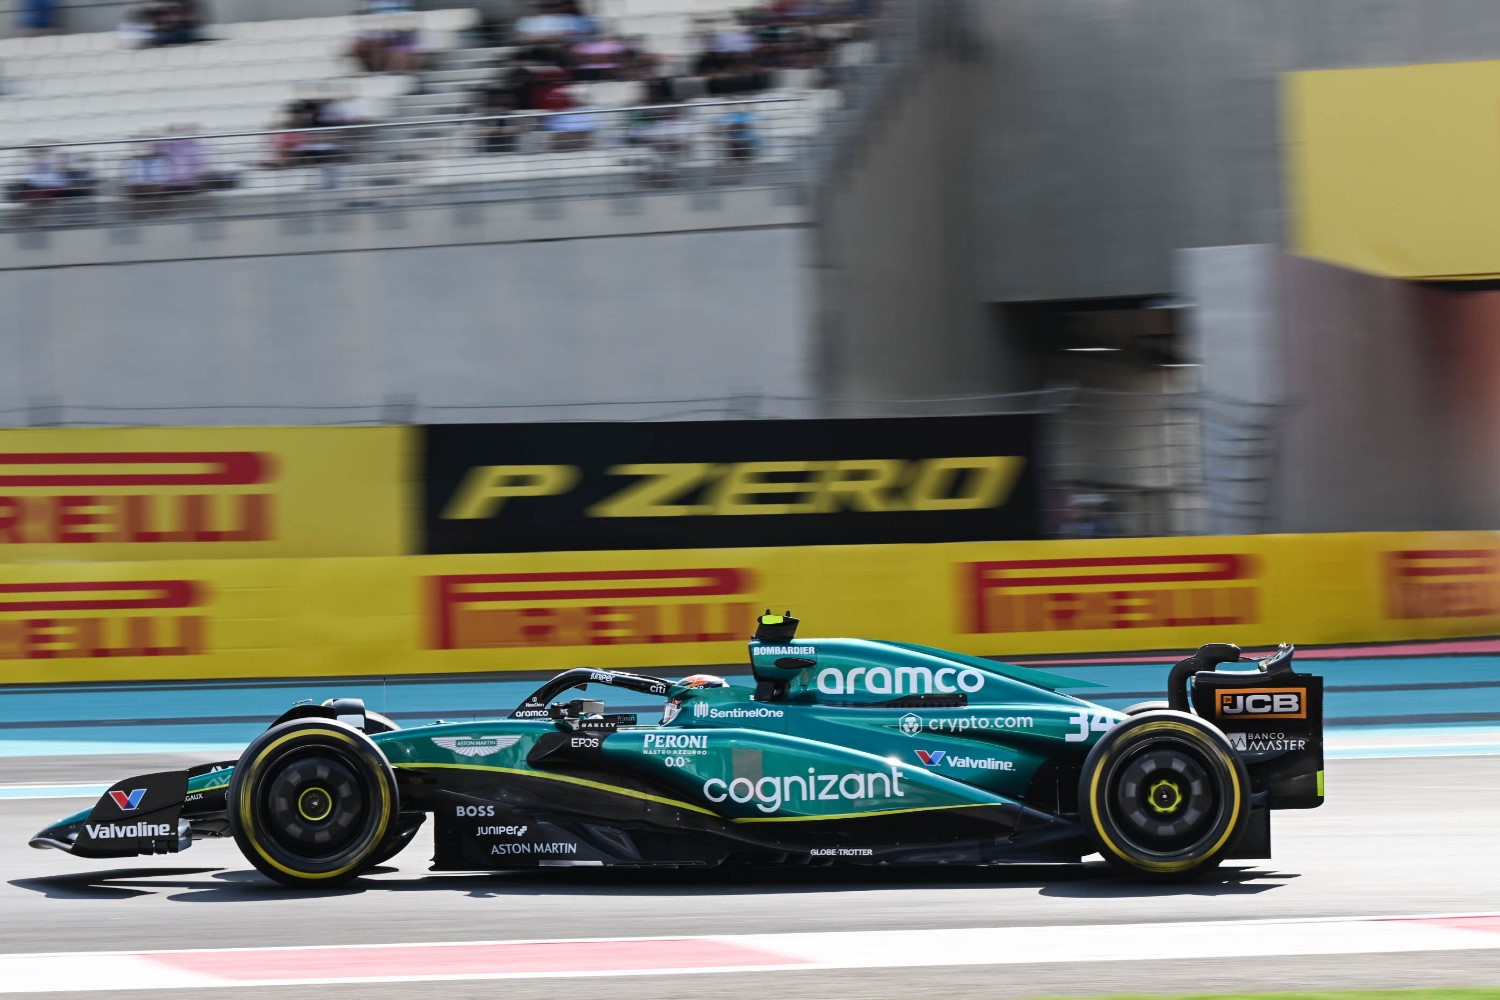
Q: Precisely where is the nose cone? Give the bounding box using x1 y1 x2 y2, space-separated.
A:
29 818 83 853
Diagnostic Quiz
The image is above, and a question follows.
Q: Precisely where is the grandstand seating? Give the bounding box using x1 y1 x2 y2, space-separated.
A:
0 1 867 225
0 9 478 143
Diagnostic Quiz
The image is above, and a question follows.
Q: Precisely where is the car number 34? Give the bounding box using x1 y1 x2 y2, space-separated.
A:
1064 711 1114 742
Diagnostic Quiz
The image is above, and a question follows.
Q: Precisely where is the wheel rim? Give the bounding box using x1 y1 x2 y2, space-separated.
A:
255 749 375 866
1104 736 1228 858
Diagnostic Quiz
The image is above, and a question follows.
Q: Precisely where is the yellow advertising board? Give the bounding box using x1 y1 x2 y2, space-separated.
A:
1285 59 1500 279
0 427 410 562
4 531 1500 684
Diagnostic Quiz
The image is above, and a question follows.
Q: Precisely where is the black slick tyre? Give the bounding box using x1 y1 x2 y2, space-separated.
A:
1078 710 1248 880
1120 700 1170 716
228 719 397 888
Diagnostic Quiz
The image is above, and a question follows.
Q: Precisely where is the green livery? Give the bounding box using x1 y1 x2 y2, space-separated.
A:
31 613 1325 884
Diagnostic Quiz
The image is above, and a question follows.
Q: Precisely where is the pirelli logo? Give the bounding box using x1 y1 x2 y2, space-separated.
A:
963 554 1258 634
1385 549 1500 620
429 568 758 650
1215 687 1307 720
0 580 207 660
0 452 276 546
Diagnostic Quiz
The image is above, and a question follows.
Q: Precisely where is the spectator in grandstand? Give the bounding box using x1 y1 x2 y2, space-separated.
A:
7 147 93 222
514 1 597 45
628 106 693 189
161 125 239 198
474 81 527 155
263 98 356 188
123 139 171 217
716 109 761 169
119 1 206 48
349 13 421 73
544 100 599 152
570 37 629 82
15 0 59 36
118 4 155 45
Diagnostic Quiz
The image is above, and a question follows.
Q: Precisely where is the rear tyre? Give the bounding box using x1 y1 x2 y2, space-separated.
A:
228 719 397 888
1120 700 1170 716
1078 710 1248 880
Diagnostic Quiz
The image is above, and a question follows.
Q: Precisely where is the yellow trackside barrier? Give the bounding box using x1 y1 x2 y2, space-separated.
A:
0 427 411 562
1 531 1498 683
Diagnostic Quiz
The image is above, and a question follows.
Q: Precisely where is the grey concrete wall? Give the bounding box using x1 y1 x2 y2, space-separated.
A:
1271 254 1467 532
817 26 1024 414
969 0 1500 303
1177 245 1283 534
0 191 818 425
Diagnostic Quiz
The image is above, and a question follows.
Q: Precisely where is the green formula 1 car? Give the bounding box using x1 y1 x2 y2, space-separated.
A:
30 613 1325 884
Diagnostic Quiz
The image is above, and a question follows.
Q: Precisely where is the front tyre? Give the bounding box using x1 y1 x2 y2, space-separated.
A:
1079 710 1248 880
228 719 397 888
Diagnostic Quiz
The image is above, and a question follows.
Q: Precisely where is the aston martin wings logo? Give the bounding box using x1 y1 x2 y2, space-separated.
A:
431 735 523 758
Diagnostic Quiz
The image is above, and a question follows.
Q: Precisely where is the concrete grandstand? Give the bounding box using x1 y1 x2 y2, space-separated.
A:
0 1 867 223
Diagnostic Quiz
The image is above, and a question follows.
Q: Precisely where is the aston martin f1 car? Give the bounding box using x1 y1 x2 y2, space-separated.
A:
31 613 1324 884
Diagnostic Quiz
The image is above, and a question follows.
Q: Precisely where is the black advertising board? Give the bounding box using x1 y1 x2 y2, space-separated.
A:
420 415 1041 553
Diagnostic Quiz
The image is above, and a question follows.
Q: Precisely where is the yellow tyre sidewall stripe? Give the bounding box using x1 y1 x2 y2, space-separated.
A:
237 727 393 882
1087 719 1243 874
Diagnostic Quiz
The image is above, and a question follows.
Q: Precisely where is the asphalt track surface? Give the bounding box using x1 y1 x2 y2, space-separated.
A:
4 752 1500 999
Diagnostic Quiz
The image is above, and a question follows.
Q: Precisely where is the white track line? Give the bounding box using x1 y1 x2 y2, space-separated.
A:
2 914 1499 993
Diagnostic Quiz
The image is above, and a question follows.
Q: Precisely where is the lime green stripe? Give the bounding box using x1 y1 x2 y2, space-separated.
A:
733 802 997 824
398 762 999 826
394 761 719 817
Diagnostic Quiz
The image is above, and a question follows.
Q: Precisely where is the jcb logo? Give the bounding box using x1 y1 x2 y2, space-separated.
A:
1216 688 1306 720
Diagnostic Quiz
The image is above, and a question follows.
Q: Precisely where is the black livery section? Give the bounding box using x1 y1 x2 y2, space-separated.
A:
58 771 188 858
1183 643 1325 809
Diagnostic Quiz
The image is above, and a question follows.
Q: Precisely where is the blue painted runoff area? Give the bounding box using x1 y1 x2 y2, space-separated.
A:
0 651 1497 759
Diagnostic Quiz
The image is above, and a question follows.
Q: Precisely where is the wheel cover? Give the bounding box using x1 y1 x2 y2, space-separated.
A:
255 749 374 866
1104 736 1228 858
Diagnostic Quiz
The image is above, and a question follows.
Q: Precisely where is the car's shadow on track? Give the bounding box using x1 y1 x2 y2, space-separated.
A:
9 863 1298 903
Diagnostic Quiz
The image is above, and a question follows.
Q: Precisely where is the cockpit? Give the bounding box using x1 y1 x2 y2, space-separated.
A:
507 666 728 728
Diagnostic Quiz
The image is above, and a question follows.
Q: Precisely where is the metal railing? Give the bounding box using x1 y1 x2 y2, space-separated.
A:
0 94 826 231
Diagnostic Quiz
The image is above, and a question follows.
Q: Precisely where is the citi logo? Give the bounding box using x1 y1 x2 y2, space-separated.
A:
107 788 146 811
1216 688 1306 720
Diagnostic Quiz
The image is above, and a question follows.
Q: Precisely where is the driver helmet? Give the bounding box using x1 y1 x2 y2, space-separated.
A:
661 673 729 724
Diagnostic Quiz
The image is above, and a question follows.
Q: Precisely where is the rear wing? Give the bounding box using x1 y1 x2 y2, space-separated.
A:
1176 643 1325 810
